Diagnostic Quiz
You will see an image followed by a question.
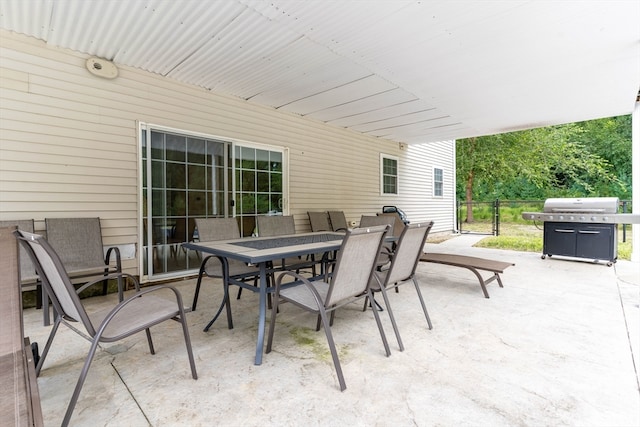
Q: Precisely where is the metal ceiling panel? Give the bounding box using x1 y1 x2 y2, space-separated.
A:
249 56 372 108
167 7 300 91
328 99 438 128
280 75 398 116
310 88 418 123
0 0 638 144
0 0 53 41
362 114 456 136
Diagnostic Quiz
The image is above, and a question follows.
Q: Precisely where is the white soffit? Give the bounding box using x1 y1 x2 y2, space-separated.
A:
0 0 638 144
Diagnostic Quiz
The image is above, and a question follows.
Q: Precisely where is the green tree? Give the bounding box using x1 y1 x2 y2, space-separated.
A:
576 115 632 198
457 122 625 222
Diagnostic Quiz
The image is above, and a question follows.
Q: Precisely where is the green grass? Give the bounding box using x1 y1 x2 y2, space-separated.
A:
467 222 632 261
458 203 545 225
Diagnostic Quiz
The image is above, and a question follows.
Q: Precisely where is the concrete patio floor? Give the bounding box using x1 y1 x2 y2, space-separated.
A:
23 235 639 427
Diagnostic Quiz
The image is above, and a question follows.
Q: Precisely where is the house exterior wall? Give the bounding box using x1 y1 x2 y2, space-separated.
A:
0 30 456 276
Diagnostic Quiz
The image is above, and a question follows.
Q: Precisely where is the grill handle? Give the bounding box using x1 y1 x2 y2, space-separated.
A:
549 208 606 213
578 230 601 235
554 229 576 233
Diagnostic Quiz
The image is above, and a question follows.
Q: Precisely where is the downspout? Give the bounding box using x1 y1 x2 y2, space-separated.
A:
452 139 459 233
632 91 639 263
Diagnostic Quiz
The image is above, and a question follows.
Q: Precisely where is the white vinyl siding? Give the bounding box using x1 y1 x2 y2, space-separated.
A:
0 30 456 278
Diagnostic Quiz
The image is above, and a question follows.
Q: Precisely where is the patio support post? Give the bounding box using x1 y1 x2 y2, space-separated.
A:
632 91 639 263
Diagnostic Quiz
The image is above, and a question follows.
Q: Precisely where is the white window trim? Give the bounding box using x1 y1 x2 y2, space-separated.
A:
380 153 399 196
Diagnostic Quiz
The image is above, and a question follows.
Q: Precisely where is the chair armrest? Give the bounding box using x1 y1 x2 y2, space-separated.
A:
75 272 138 296
375 246 394 268
200 254 231 280
275 270 326 307
105 246 122 271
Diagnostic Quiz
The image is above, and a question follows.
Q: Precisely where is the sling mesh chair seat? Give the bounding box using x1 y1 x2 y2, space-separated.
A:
366 221 434 352
191 217 261 331
14 230 197 427
266 225 392 391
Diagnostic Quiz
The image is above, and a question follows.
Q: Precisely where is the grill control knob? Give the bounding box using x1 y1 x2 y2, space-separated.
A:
603 216 608 222
548 215 553 220
580 216 586 221
559 215 564 220
569 216 575 221
591 216 597 221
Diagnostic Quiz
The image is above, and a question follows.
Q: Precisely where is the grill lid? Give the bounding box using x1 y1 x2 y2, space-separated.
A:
543 197 619 214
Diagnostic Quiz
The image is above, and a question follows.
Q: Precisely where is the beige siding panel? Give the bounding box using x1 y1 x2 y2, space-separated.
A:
0 67 29 91
0 180 136 195
0 30 455 277
0 168 134 186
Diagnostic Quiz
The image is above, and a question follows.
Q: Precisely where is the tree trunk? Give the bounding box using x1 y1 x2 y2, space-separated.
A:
465 170 474 223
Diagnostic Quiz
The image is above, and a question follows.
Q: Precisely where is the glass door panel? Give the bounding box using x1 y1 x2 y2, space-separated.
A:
142 129 228 278
234 145 285 237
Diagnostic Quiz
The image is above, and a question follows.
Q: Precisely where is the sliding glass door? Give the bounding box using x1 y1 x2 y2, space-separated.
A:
141 125 287 280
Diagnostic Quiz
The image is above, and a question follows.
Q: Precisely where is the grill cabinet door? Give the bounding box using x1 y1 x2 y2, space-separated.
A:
544 223 577 257
575 224 615 260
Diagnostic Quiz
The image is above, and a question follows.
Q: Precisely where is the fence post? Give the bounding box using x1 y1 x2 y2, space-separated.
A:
493 199 500 236
457 200 462 234
622 200 627 243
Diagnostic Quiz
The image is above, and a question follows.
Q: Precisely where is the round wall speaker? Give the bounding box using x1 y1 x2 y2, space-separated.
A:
86 57 118 79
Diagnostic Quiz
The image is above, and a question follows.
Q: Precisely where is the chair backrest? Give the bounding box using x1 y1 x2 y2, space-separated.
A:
327 211 348 231
359 215 394 235
195 218 241 241
256 215 295 237
0 219 37 282
307 212 332 232
377 212 406 238
384 222 434 285
14 230 94 335
45 218 106 272
326 225 388 306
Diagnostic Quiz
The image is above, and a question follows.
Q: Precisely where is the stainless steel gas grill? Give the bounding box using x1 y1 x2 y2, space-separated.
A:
522 197 640 266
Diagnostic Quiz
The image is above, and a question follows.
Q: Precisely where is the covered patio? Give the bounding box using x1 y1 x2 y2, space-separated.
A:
24 237 639 426
2 1 639 425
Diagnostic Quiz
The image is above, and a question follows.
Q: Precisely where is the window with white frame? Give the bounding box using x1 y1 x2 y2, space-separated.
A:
380 154 398 195
433 167 444 197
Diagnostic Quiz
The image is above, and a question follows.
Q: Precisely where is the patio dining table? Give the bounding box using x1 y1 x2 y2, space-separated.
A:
183 231 345 365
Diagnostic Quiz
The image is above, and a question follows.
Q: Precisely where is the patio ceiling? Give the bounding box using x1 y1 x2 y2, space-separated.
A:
1 0 638 144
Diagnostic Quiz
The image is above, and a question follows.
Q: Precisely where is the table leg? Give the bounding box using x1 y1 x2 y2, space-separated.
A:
254 262 268 365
